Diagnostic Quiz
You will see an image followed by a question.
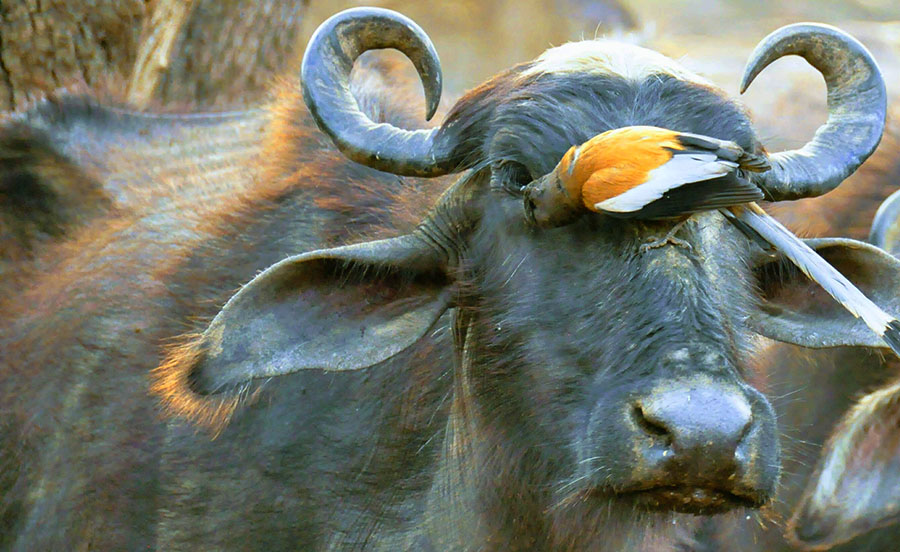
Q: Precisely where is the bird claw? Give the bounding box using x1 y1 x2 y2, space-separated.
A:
639 221 693 254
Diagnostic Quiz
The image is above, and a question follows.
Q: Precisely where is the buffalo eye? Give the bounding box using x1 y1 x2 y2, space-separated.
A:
492 161 533 196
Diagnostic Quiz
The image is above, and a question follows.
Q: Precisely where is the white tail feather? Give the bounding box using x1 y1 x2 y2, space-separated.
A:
729 204 895 338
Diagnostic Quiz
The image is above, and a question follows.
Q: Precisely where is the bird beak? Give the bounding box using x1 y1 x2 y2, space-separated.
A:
523 169 584 228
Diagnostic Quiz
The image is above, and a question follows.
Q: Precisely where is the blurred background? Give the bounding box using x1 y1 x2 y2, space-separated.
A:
3 0 899 153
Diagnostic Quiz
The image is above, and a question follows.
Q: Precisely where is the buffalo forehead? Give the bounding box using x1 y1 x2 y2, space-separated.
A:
486 73 756 179
521 40 711 85
479 208 750 345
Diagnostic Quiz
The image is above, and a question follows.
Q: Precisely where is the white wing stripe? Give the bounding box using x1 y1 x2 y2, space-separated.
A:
596 154 736 213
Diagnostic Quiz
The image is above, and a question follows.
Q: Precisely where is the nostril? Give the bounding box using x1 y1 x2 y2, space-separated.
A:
633 388 754 461
632 404 670 440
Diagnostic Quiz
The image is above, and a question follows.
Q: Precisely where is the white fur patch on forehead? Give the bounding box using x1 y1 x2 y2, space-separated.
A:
521 40 711 85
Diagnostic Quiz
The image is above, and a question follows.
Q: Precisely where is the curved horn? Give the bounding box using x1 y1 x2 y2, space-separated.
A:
870 188 900 252
301 7 456 177
741 23 887 201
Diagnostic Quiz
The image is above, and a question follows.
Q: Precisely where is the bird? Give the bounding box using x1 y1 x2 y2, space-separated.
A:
523 126 769 225
523 125 900 356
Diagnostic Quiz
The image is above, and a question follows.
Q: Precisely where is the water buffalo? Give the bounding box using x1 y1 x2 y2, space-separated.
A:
3 7 900 551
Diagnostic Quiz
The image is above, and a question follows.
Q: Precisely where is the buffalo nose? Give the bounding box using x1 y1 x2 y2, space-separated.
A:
632 386 752 474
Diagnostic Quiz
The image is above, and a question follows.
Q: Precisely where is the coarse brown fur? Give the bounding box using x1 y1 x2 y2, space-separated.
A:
0 86 264 302
0 123 112 273
0 55 453 549
0 50 437 292
149 58 453 434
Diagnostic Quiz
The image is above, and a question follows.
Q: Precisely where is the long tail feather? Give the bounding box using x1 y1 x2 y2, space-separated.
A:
729 203 900 357
883 320 900 354
720 208 775 253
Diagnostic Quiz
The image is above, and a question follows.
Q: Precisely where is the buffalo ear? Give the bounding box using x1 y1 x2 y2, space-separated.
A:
189 234 453 394
749 238 900 349
870 188 900 256
787 378 900 550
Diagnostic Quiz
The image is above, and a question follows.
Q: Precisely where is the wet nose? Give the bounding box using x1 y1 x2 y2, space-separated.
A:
632 386 752 476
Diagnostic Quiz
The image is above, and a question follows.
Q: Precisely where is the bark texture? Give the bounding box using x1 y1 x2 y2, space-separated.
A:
152 0 310 109
0 0 147 110
0 0 310 111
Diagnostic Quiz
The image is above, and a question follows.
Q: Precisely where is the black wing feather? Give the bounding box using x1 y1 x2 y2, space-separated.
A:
674 132 770 172
613 173 764 219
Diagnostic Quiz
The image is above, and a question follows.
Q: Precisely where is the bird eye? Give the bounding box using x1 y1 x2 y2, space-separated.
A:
492 161 533 196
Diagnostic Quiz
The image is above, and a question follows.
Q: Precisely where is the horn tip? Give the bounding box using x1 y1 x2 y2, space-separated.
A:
739 57 764 95
423 62 442 122
738 69 756 95
425 96 439 122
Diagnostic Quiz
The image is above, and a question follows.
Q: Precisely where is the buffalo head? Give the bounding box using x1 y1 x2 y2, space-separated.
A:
161 7 900 547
